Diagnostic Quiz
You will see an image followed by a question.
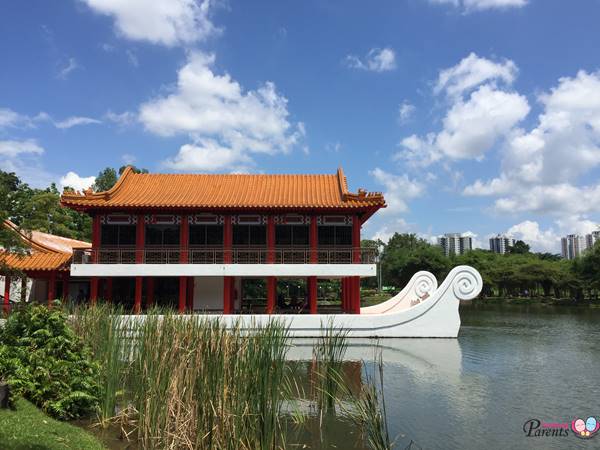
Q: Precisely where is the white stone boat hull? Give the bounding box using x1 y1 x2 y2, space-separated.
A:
125 265 481 338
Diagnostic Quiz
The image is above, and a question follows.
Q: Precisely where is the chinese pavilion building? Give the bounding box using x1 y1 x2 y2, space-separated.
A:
1 220 91 311
60 167 385 314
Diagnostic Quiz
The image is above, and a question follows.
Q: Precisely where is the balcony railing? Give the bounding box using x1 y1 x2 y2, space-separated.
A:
72 246 376 265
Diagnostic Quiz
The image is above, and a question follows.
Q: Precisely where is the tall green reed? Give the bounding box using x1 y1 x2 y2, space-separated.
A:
312 321 349 413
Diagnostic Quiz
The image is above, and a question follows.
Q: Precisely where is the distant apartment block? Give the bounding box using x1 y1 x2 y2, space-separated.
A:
438 233 472 256
586 230 600 250
561 231 600 259
489 234 515 254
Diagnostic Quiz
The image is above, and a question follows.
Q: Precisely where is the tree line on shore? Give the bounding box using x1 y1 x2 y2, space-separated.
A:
364 233 600 303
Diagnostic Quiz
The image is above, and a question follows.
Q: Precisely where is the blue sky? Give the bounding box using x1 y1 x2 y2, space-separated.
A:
2 0 600 252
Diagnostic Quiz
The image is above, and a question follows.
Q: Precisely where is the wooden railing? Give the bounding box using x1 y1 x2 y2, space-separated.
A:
72 246 376 265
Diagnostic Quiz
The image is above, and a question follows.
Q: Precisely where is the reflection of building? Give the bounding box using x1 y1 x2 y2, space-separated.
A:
562 230 600 259
489 234 515 254
60 167 386 314
438 233 472 256
1 220 90 310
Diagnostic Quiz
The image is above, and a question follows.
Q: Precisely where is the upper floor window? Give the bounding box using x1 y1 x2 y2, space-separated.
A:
233 225 266 246
276 225 309 246
146 224 180 246
101 224 136 246
318 225 352 246
189 224 223 246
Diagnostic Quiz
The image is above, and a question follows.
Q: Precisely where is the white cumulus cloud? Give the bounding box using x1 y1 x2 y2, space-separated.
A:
81 0 218 47
59 171 96 192
140 52 303 170
163 140 252 172
370 168 425 215
397 54 529 167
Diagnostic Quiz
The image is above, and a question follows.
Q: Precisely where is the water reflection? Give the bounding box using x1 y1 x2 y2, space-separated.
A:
290 305 600 450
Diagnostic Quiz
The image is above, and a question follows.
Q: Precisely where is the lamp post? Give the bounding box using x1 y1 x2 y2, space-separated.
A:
377 243 384 293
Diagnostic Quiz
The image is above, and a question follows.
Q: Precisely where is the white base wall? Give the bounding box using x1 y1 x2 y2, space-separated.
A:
71 263 375 278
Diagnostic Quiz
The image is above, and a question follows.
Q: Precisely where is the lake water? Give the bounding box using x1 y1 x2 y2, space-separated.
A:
308 304 600 450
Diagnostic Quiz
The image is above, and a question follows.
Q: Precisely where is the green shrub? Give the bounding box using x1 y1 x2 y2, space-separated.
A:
0 303 100 419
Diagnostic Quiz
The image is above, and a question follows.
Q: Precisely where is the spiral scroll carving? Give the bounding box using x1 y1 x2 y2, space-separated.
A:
414 272 438 299
451 267 483 301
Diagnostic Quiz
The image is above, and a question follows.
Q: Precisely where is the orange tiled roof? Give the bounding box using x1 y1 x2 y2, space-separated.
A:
1 220 90 272
60 167 386 211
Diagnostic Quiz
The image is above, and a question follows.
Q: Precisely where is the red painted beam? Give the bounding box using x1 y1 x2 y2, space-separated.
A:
62 272 70 300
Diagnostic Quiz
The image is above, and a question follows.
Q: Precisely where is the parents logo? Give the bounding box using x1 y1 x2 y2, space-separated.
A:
523 416 599 440
572 417 599 439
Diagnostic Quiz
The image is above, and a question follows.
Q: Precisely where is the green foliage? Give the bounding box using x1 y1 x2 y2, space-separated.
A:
508 240 531 254
0 303 100 419
381 233 449 289
92 167 118 192
377 232 600 302
0 169 91 243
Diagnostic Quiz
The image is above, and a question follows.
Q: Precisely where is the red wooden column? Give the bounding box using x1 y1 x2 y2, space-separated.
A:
223 276 233 314
48 271 56 306
223 215 233 314
309 215 318 263
62 272 70 300
307 276 318 314
352 216 361 263
3 275 10 313
267 216 276 263
340 277 347 312
146 277 154 308
223 215 233 263
90 213 101 305
134 214 145 314
180 214 190 313
266 276 276 313
178 276 187 313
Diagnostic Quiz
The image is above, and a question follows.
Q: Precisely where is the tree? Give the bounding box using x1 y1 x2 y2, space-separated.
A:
508 240 530 254
381 233 449 289
92 167 118 192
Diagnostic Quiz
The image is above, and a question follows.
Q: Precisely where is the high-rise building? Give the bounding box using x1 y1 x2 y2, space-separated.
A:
586 230 600 250
561 234 586 260
489 234 515 254
438 233 472 256
562 230 600 259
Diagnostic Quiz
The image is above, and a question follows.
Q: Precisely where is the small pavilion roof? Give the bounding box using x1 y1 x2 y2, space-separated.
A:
60 167 386 213
1 220 90 272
